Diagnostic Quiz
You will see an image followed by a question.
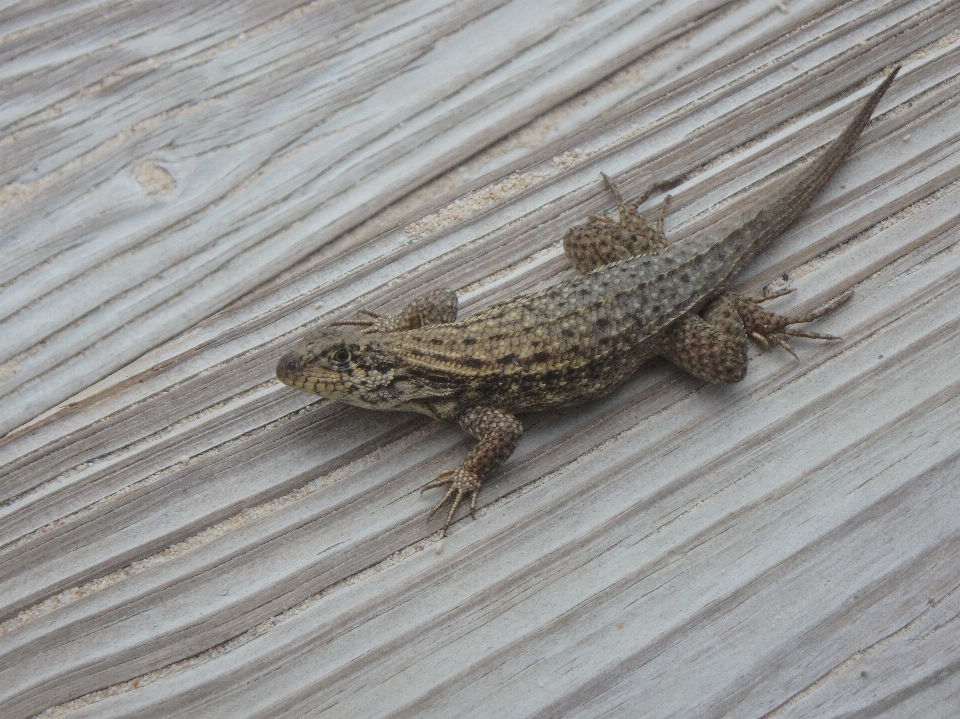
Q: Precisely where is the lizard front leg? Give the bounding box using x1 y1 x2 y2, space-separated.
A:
332 288 458 333
421 406 523 536
657 289 853 384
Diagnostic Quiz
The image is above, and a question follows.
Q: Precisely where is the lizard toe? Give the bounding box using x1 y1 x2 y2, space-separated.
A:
422 467 482 535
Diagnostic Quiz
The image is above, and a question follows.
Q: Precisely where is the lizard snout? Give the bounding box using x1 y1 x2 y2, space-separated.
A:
275 351 302 385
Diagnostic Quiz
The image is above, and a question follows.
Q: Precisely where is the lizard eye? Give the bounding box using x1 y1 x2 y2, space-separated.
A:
331 347 352 365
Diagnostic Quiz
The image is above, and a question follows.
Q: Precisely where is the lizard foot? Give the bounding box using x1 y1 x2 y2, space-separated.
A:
331 289 458 334
738 289 854 358
421 466 482 537
330 309 391 334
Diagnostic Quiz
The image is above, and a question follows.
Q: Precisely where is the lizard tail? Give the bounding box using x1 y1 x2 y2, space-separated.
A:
794 65 901 209
701 66 902 292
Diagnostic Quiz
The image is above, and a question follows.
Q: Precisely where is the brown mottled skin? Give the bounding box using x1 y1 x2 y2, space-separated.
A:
277 68 900 535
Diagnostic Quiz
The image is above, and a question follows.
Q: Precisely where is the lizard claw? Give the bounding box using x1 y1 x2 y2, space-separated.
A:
769 333 799 359
747 287 795 303
421 467 482 536
330 309 388 334
741 288 852 357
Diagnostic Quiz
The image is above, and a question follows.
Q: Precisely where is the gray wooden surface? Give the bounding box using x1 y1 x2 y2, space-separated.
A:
2 1 960 717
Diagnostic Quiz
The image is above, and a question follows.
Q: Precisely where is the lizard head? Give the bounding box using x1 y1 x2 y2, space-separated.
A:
276 327 457 414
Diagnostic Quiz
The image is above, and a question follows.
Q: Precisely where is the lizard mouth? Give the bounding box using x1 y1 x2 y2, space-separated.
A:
276 350 350 398
275 351 319 390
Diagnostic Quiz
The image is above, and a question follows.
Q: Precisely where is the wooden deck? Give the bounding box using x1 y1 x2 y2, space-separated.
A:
2 0 960 716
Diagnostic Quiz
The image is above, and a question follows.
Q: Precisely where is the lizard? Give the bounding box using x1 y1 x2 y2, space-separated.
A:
276 67 900 536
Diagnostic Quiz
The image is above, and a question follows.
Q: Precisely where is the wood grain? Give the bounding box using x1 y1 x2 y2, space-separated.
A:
1 0 959 717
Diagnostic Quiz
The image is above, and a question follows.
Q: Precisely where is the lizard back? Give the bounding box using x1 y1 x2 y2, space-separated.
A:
381 67 898 411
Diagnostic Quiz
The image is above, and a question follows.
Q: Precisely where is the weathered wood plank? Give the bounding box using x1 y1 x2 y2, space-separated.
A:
1 0 729 433
1 0 959 717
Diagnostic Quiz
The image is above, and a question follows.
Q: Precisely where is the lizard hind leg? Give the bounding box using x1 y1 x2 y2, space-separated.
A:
656 295 750 384
562 173 670 274
600 172 670 243
656 289 853 384
736 288 854 358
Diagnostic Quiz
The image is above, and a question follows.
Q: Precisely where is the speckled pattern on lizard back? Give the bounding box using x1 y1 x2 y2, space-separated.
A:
277 67 900 535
